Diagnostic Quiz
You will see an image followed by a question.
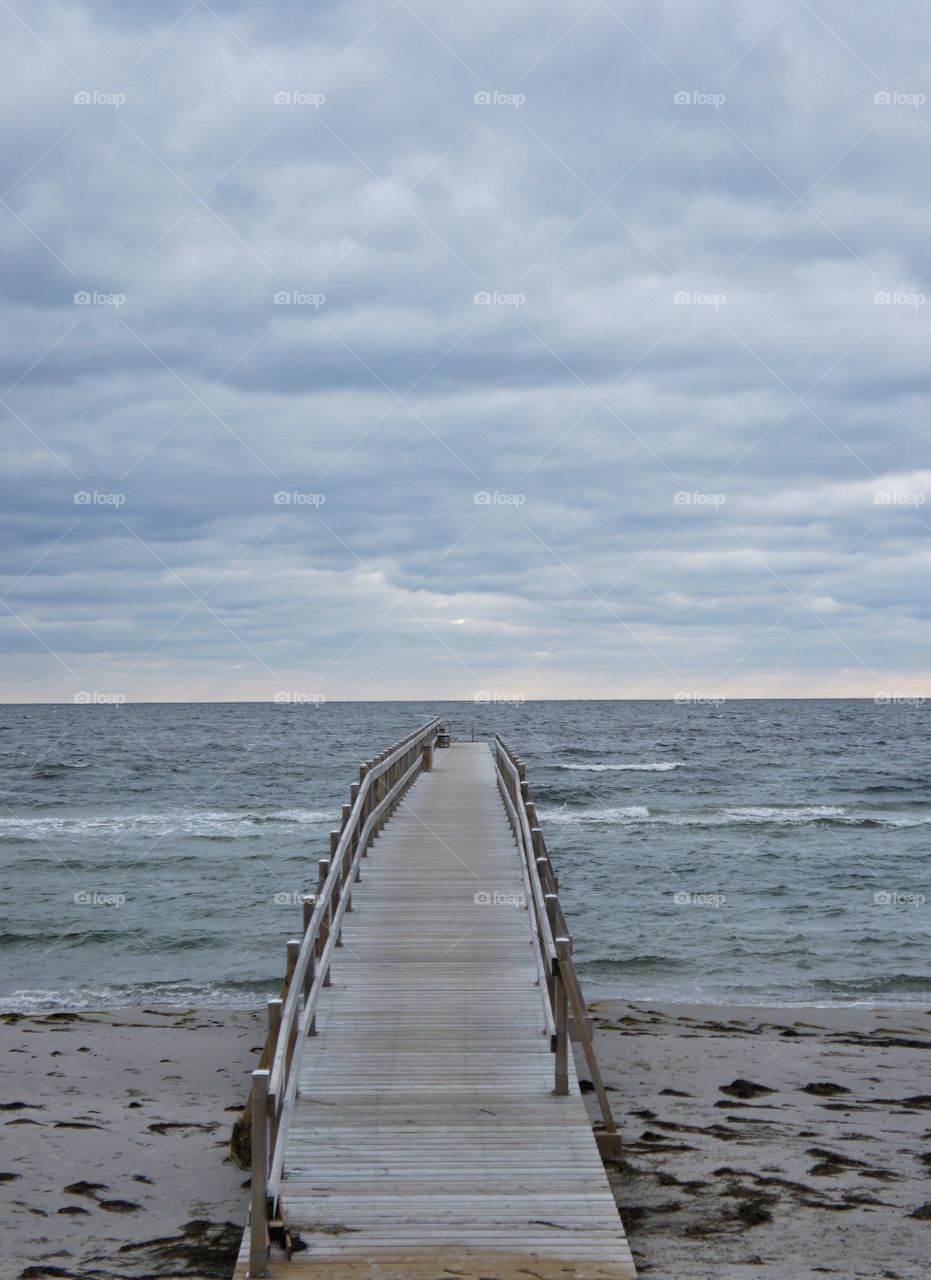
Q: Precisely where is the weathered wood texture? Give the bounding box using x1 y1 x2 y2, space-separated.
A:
236 742 635 1279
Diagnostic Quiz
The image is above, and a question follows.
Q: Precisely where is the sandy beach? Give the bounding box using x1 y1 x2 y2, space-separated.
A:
2 1002 928 1280
0 1007 262 1280
586 1002 931 1280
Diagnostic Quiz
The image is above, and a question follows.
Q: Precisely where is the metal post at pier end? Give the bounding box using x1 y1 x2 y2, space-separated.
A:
249 1068 271 1277
554 938 570 1096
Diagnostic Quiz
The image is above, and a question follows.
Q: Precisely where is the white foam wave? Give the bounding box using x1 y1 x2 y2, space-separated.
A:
543 805 651 823
721 805 846 823
558 762 683 772
539 804 931 829
0 808 336 840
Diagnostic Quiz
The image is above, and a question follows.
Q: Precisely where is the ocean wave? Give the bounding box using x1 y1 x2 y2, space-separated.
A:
556 762 683 772
31 760 92 777
538 803 931 828
543 805 651 824
813 973 931 995
0 977 279 1013
721 805 846 823
0 808 337 841
0 927 220 950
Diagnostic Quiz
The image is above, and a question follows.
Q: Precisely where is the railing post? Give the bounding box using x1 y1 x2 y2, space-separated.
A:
536 854 551 895
249 1068 270 1277
267 997 282 1065
317 858 332 982
350 783 363 855
554 938 570 1096
285 940 301 1067
307 949 317 1035
302 895 315 1006
285 939 300 987
422 740 433 772
359 762 370 831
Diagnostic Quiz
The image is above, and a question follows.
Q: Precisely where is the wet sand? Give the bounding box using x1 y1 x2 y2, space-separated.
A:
2 1003 928 1279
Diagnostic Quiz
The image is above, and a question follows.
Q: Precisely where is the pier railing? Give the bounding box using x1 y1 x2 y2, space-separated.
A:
247 717 441 1277
494 735 620 1157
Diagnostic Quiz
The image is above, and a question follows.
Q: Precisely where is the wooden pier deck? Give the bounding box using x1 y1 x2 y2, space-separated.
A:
236 730 635 1279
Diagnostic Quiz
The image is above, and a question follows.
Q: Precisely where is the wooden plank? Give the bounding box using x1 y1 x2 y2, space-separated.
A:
235 743 635 1279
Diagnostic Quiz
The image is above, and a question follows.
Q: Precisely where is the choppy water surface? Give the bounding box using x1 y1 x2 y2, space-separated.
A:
0 700 928 1009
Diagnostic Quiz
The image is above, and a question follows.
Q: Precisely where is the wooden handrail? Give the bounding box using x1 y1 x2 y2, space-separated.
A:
494 735 618 1139
247 717 441 1278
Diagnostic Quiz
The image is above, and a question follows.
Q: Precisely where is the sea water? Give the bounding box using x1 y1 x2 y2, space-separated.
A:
0 699 927 1010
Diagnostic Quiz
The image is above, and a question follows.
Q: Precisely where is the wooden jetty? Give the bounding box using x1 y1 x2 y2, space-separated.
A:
236 720 635 1279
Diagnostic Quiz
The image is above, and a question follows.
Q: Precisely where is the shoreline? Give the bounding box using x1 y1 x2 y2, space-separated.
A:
5 988 930 1016
2 1002 928 1280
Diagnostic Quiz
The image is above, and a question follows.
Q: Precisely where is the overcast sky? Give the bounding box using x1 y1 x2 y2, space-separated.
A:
1 0 929 702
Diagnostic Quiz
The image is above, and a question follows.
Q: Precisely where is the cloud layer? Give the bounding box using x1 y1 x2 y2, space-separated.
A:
1 0 929 700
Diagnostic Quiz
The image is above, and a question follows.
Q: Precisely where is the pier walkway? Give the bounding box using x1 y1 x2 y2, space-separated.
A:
236 723 635 1279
